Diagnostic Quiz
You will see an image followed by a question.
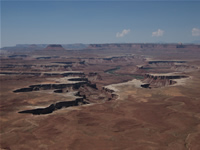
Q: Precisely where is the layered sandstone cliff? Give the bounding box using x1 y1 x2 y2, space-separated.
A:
142 73 188 88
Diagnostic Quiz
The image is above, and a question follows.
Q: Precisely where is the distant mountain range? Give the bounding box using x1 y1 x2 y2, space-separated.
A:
1 43 200 52
1 43 88 51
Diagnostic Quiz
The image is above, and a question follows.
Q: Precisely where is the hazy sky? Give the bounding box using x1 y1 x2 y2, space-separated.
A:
1 1 200 47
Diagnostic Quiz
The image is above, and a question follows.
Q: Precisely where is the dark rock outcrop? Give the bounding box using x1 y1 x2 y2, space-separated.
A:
18 98 89 115
13 82 88 93
54 89 63 93
44 44 65 50
141 84 151 88
68 78 88 82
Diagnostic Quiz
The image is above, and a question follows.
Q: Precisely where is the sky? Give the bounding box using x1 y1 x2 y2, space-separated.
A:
1 0 200 47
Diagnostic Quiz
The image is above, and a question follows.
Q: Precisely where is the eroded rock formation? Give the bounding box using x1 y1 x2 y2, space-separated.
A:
13 81 90 93
142 74 187 88
15 74 117 115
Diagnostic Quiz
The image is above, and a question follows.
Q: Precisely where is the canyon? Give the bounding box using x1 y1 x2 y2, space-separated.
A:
1 43 200 150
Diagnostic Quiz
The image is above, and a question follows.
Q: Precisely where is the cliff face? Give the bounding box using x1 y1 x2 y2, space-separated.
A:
18 98 88 115
44 44 65 50
14 73 117 115
13 82 88 93
142 74 187 88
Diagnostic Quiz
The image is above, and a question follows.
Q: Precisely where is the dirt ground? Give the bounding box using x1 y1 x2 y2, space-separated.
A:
1 44 200 150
